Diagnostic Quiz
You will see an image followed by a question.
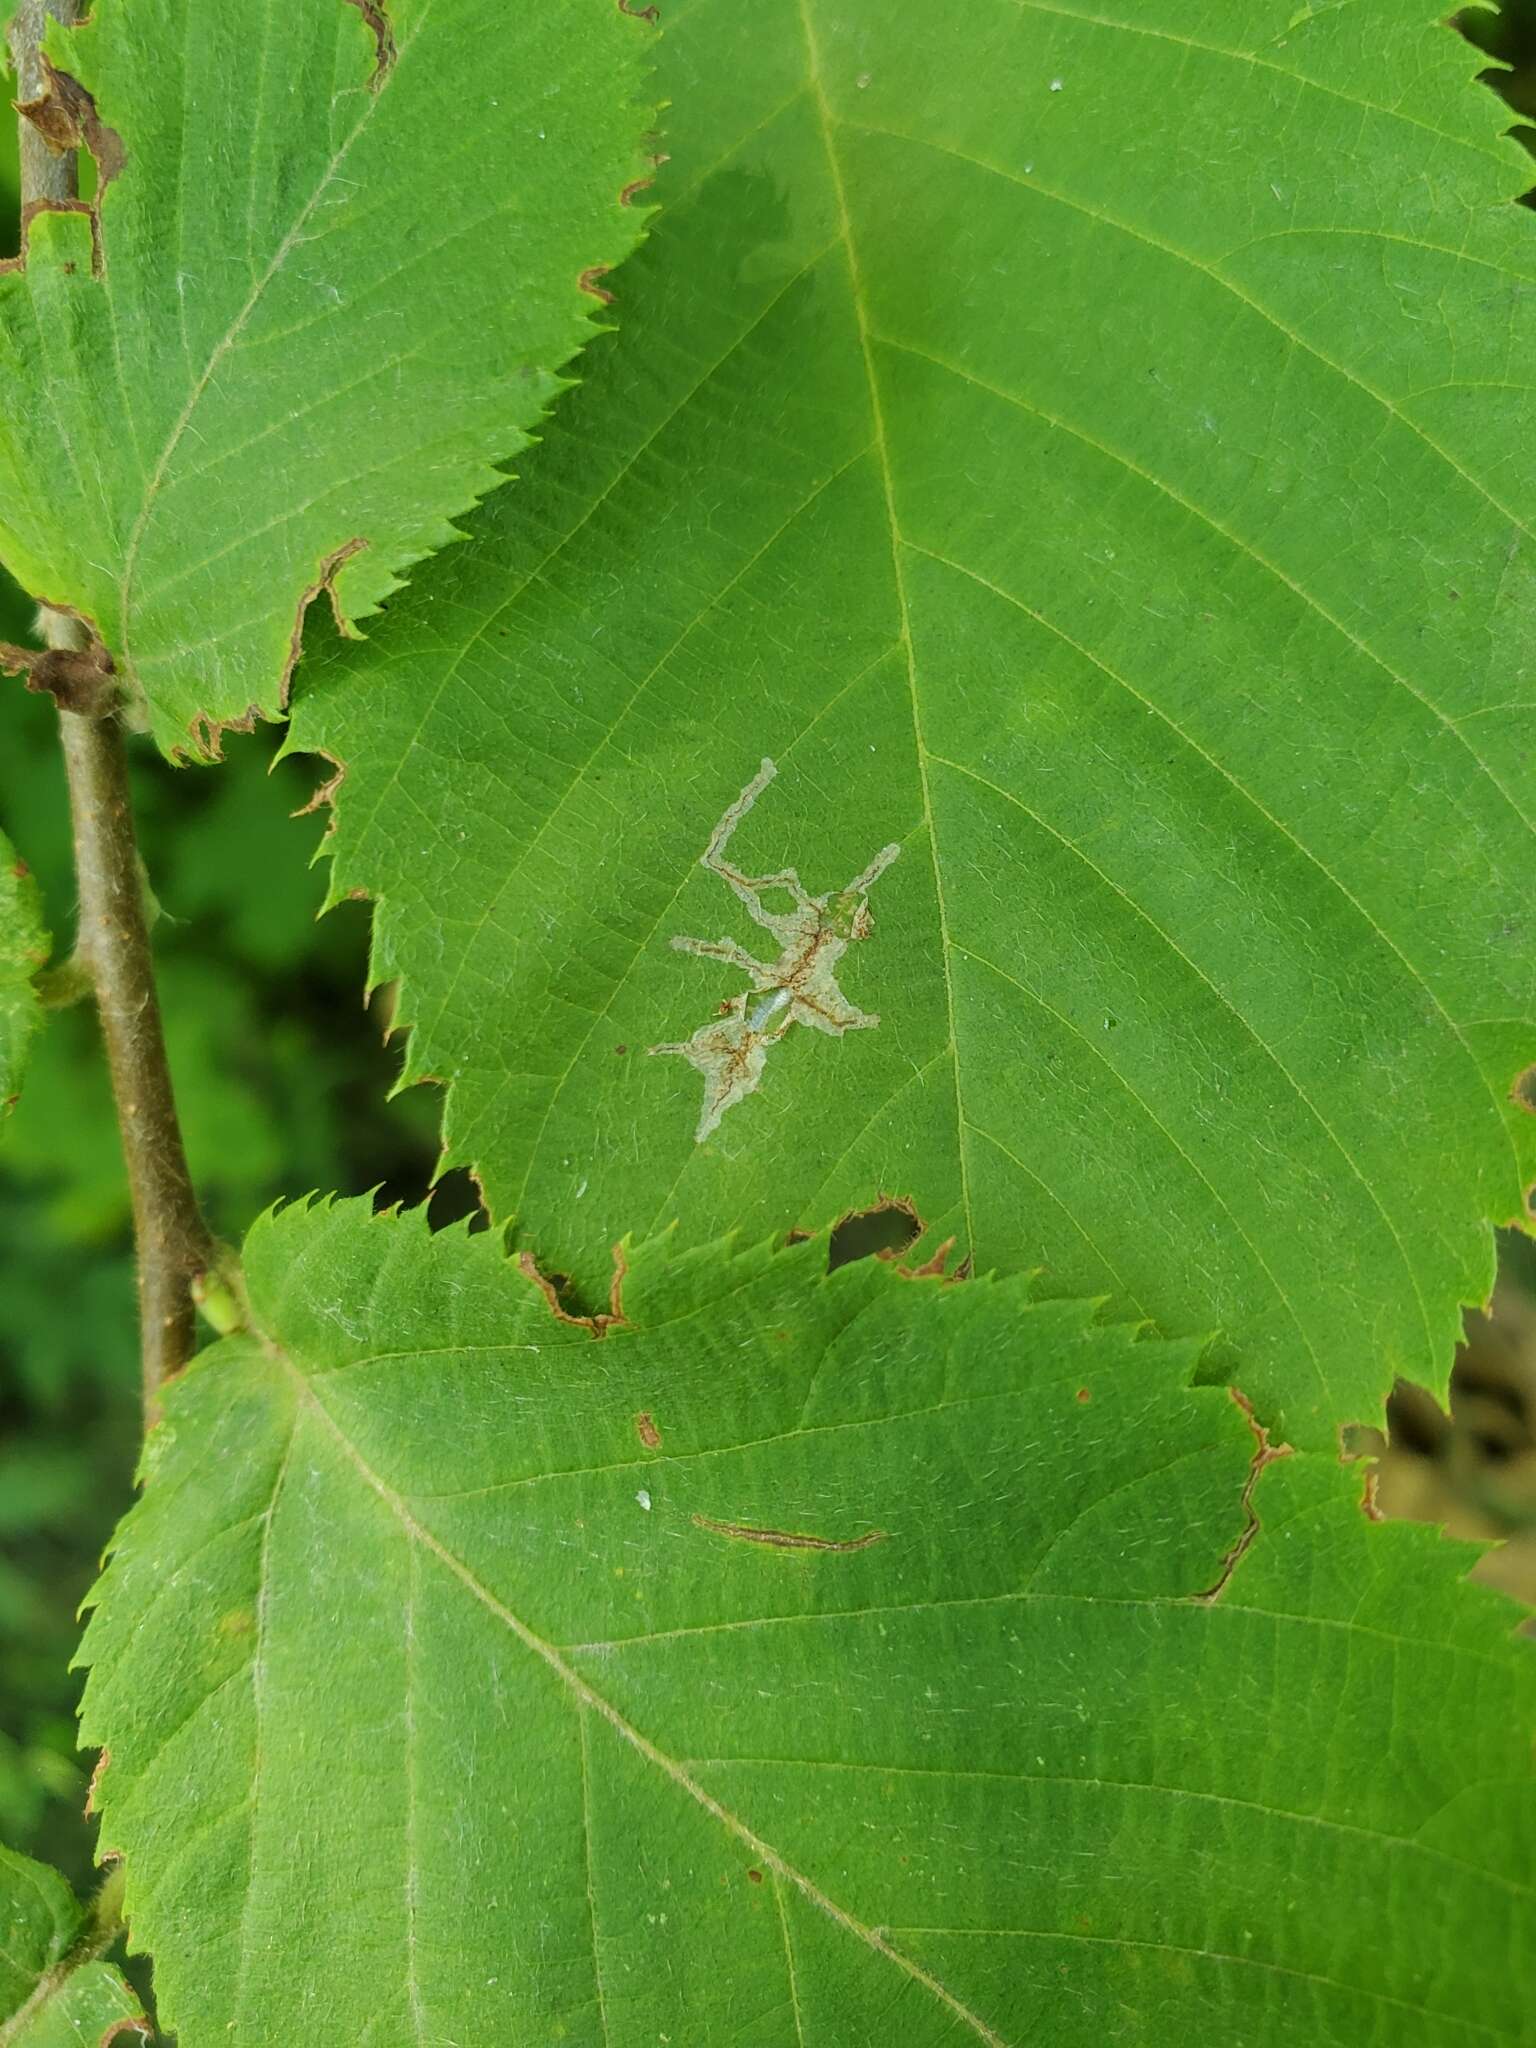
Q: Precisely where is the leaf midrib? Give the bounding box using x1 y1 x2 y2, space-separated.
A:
788 0 1525 1411
219 1334 1530 2048
270 1347 1010 2047
794 0 977 1263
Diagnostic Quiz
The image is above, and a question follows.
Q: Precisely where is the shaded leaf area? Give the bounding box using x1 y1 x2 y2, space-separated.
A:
0 829 45 1118
79 1198 1536 2046
293 0 1536 1448
0 1845 144 2046
0 0 654 755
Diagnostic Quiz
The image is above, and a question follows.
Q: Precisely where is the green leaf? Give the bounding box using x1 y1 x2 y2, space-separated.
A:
0 0 655 757
0 832 47 1118
0 1847 144 2047
79 1197 1536 2046
292 0 1536 1445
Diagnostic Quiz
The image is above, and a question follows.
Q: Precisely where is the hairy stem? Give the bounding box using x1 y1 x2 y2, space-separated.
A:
11 0 214 1425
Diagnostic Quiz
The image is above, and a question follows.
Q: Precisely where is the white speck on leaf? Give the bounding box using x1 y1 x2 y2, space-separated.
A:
636 1489 652 1511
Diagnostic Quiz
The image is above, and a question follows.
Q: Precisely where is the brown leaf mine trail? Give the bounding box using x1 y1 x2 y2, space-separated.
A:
650 758 901 1140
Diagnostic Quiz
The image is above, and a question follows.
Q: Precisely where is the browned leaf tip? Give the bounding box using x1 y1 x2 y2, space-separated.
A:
579 265 616 304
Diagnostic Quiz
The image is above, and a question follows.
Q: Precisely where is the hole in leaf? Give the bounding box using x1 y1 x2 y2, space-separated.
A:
827 1197 923 1271
1343 1229 1536 1604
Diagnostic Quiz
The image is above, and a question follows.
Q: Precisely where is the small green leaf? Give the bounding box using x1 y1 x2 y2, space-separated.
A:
79 1197 1536 2045
0 0 655 756
0 833 47 1119
0 1846 144 2047
292 0 1536 1445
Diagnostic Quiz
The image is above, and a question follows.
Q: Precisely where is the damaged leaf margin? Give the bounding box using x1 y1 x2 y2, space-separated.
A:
0 0 660 757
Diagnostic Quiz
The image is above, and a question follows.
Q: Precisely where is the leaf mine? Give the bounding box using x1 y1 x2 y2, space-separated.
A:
649 758 901 1142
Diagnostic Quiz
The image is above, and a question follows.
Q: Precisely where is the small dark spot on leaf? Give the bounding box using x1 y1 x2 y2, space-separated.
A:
746 1868 764 1885
635 1411 661 1449
613 1043 629 1055
618 0 660 18
1076 1387 1091 1403
1511 1063 1536 1115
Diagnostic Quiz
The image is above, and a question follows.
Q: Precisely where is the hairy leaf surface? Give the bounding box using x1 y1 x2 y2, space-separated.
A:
0 0 654 755
0 832 46 1118
0 1846 144 2046
293 0 1536 1444
79 1198 1536 2045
